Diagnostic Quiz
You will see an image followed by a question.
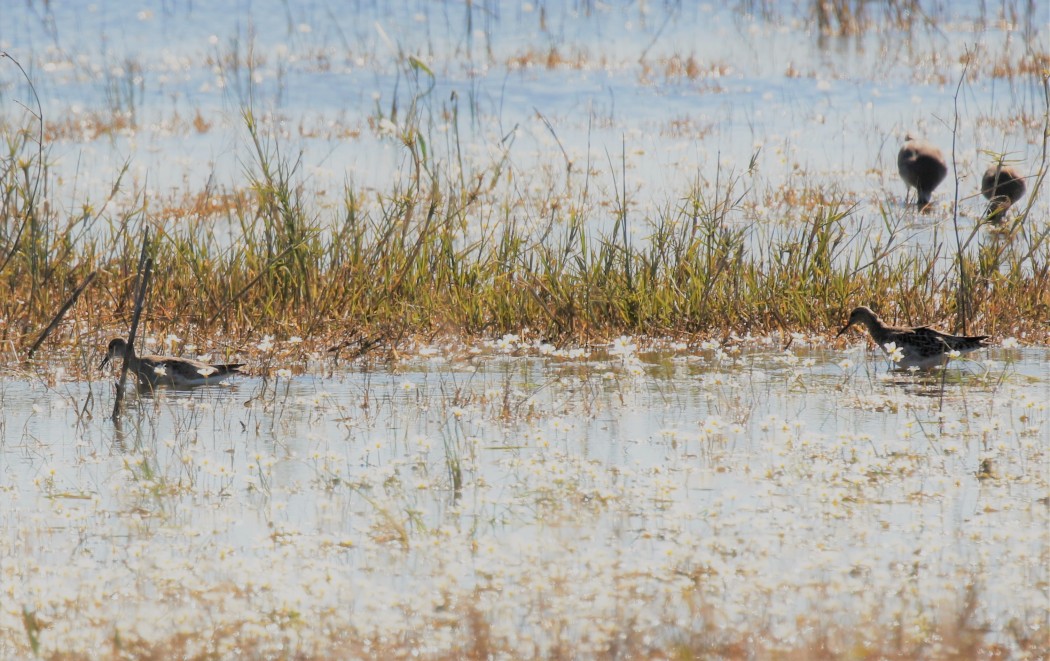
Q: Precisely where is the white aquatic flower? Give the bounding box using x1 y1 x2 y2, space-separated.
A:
1000 337 1019 348
700 339 719 351
257 335 275 352
287 336 303 345
837 359 853 369
702 415 723 435
400 380 415 392
883 342 904 363
947 349 961 359
153 365 167 376
610 336 637 357
276 368 292 379
495 334 518 352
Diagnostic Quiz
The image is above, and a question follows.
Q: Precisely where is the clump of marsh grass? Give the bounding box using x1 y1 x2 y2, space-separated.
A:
1 63 1048 367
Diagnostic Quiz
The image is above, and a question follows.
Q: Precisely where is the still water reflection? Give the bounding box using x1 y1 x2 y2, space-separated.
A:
1 342 1046 654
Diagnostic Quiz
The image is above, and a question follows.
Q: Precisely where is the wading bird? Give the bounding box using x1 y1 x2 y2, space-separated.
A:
898 136 947 213
981 164 1026 223
100 338 245 387
836 306 991 369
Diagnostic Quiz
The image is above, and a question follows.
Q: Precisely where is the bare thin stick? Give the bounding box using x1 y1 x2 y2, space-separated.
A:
949 50 972 333
111 231 153 421
27 271 97 358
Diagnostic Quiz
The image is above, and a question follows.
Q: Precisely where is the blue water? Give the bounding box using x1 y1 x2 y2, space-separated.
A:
1 0 1045 225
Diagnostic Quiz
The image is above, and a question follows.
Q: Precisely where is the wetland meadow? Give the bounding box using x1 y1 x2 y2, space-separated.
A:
1 1 1049 659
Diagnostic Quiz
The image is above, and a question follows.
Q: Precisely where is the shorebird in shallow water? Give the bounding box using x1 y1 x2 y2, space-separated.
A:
100 338 245 387
898 136 947 213
981 164 1026 223
836 306 991 370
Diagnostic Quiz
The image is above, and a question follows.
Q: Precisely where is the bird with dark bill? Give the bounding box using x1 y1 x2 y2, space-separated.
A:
837 306 991 370
898 136 948 213
100 337 245 387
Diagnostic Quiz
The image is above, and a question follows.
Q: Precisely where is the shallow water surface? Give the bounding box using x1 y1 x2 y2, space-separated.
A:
1 338 1047 656
1 0 1046 227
